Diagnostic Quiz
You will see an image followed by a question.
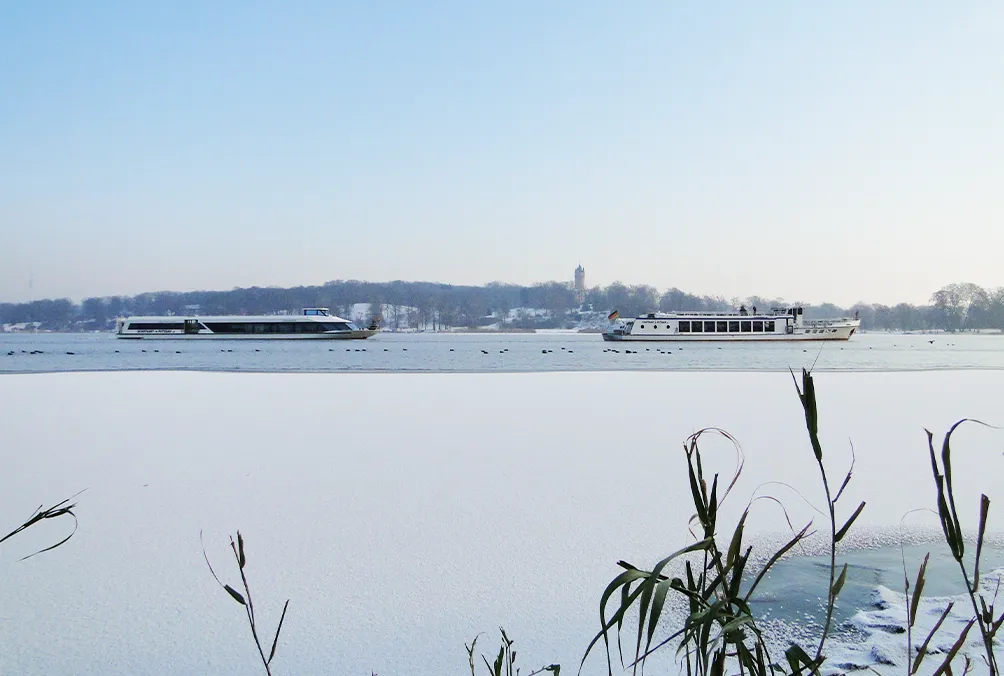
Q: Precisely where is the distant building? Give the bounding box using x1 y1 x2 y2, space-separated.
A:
573 264 586 304
2 322 41 333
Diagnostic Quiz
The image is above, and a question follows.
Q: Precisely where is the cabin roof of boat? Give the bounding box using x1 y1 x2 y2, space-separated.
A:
632 307 804 319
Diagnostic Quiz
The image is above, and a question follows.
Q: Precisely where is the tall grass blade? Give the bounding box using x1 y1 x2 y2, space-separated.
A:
832 441 856 504
707 474 719 534
637 543 713 673
980 596 993 627
224 584 247 605
927 432 962 560
634 578 656 672
688 457 709 532
467 635 480 676
1 494 82 561
834 501 865 543
583 570 647 675
909 554 930 628
617 577 634 666
974 494 990 590
791 368 822 461
784 644 823 673
728 549 751 600
492 644 504 676
267 599 289 664
580 538 712 675
744 523 812 602
645 579 670 661
831 563 848 598
931 618 975 676
940 421 971 561
912 601 953 674
727 510 748 567
528 666 561 676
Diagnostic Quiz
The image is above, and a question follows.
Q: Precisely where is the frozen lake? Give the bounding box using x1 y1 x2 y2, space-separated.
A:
3 331 1004 374
2 369 1003 674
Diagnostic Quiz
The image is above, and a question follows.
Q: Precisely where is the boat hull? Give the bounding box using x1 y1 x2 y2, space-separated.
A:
602 328 857 342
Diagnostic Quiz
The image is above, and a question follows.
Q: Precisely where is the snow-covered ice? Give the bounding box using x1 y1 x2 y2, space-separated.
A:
1 370 1002 675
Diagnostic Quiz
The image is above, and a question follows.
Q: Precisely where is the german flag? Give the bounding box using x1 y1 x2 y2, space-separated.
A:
607 310 620 321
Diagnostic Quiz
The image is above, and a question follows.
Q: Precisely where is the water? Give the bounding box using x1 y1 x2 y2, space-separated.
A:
750 541 1004 672
754 542 1004 635
2 331 1003 373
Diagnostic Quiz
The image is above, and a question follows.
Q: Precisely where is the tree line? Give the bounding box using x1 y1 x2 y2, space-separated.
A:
1 280 1002 333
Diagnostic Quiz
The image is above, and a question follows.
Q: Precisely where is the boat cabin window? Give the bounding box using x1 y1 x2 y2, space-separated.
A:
741 321 752 333
703 321 715 333
128 322 184 331
679 321 690 333
728 320 740 332
302 308 330 316
752 321 763 332
716 321 727 332
765 320 775 332
202 321 352 334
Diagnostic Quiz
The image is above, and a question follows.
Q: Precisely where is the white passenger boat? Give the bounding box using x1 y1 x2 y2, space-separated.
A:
602 306 859 342
116 308 378 340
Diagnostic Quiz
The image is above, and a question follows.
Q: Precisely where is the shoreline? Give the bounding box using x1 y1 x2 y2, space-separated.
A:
5 364 1004 376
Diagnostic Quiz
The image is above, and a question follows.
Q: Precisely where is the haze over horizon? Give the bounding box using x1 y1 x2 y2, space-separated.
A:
3 2 1002 307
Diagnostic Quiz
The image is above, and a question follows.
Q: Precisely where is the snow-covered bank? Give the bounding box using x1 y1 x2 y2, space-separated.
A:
1 371 1002 675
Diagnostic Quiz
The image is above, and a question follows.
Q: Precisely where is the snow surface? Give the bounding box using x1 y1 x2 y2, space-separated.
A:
1 370 1003 675
826 572 1004 673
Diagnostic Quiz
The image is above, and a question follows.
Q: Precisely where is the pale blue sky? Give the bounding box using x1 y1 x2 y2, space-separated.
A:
2 1 1002 306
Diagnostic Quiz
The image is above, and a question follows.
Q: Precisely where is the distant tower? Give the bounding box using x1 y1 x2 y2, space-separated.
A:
573 264 586 304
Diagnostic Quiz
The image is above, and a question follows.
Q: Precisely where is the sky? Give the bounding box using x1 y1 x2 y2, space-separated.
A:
1 1 1002 307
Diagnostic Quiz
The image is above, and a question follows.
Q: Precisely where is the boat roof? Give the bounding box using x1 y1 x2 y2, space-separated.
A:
631 310 800 319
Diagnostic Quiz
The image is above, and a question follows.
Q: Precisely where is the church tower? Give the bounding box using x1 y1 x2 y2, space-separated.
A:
573 264 586 304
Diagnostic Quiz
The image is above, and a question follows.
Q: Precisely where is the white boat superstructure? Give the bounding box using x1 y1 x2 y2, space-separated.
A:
602 307 859 342
116 308 378 340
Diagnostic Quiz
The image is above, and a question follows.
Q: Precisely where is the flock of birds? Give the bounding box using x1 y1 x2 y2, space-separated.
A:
5 339 953 361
